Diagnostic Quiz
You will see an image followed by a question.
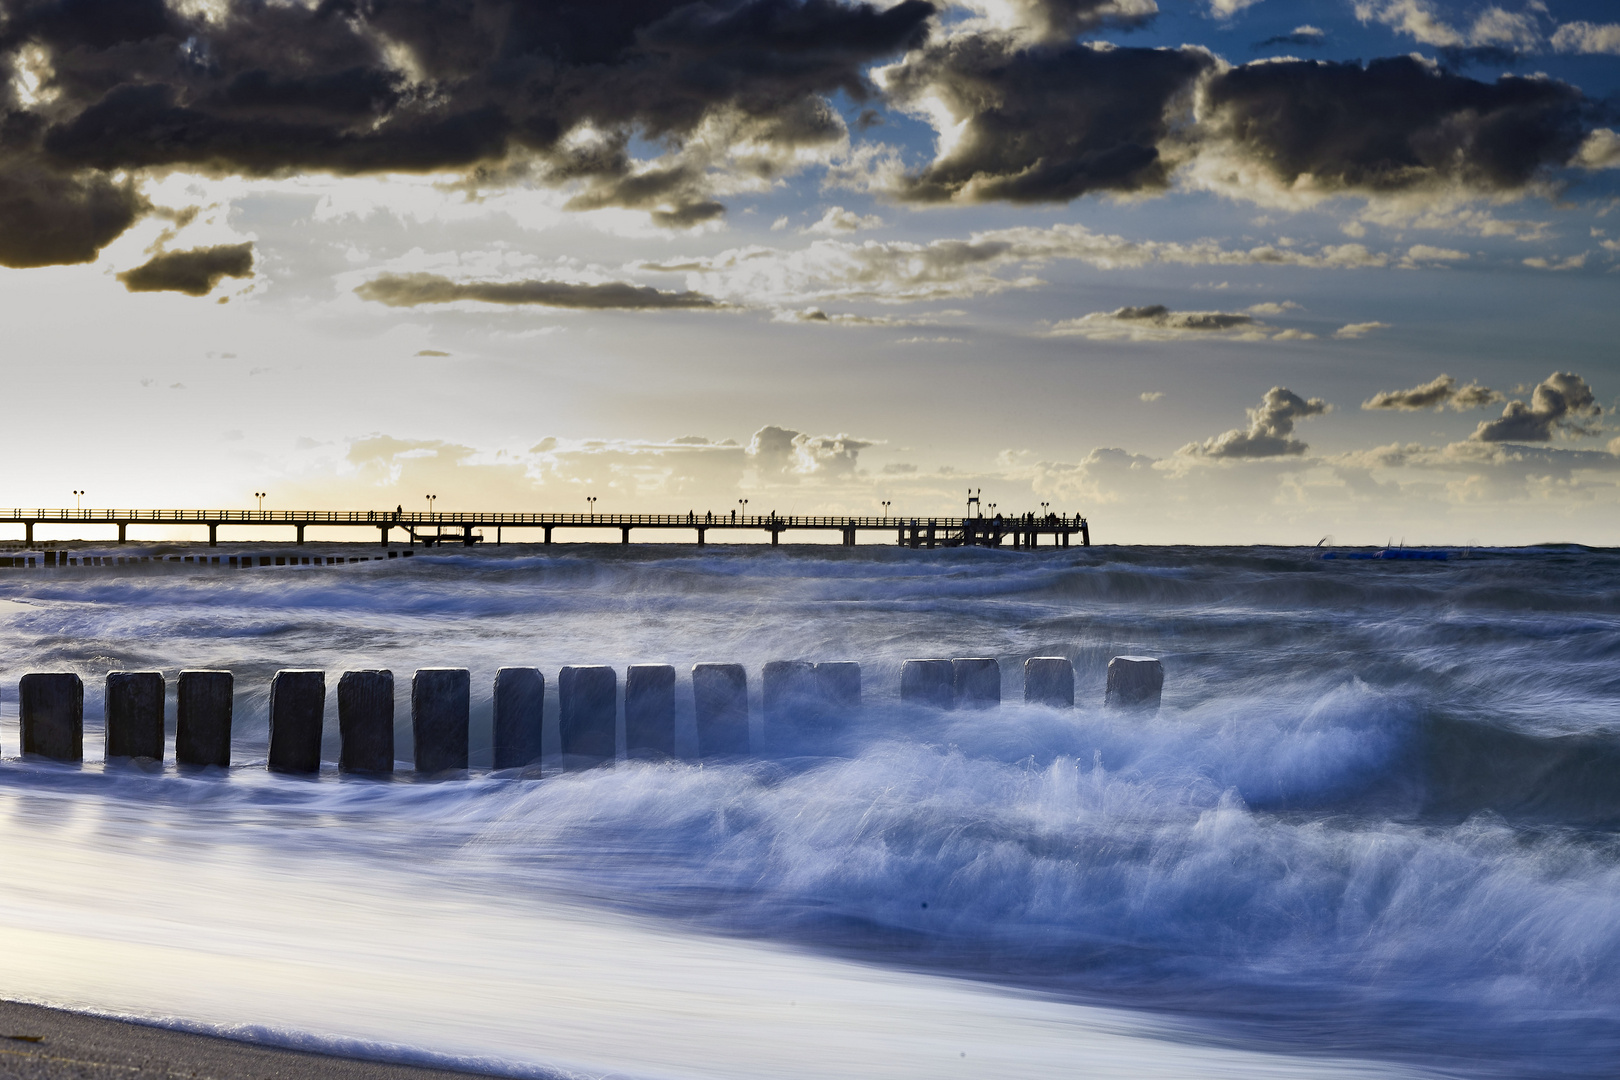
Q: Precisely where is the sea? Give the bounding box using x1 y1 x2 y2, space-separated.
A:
0 542 1616 1080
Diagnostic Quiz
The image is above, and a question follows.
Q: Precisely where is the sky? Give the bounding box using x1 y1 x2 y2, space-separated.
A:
1 0 1617 545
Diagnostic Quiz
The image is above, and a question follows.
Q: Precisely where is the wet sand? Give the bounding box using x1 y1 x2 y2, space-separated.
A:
0 1000 509 1079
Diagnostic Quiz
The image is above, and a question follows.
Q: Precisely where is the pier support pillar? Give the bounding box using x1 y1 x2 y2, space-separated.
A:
20 673 83 762
379 526 390 546
693 663 748 757
900 659 954 709
953 658 1000 709
338 670 394 774
626 664 676 758
412 668 469 774
106 671 164 760
559 665 615 768
494 667 544 770
176 670 233 768
1105 656 1163 711
926 521 936 549
117 522 127 544
1024 658 1075 708
268 670 325 774
696 527 706 546
24 521 32 545
208 522 218 547
621 526 631 545
897 527 905 546
771 529 780 547
296 523 305 546
544 526 553 545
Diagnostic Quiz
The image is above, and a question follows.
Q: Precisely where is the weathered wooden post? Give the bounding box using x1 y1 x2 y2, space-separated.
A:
493 667 544 770
268 669 325 774
625 664 676 758
952 658 1000 708
1023 657 1074 708
692 663 748 756
412 668 469 773
900 659 954 709
176 669 233 768
1105 656 1163 710
20 672 83 762
559 665 616 767
763 660 818 740
338 670 394 774
106 671 164 760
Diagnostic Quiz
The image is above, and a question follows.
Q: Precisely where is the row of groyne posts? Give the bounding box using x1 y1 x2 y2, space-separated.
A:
2 657 1166 769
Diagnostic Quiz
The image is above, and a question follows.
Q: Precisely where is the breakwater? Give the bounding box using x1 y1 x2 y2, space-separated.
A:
9 655 1161 771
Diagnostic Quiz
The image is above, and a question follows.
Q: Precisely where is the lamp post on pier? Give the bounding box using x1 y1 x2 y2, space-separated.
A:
586 496 596 520
73 490 84 511
254 492 266 512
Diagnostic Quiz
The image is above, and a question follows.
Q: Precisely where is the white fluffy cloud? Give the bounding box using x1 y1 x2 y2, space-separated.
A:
646 224 1393 306
1471 372 1601 443
1362 374 1504 411
1180 386 1332 459
1551 21 1620 54
1351 0 1542 49
1046 303 1315 342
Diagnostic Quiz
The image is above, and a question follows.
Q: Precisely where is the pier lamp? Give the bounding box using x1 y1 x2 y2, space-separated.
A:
254 492 266 512
587 496 596 519
427 494 437 518
73 490 84 511
1041 501 1050 517
738 498 748 519
882 500 891 518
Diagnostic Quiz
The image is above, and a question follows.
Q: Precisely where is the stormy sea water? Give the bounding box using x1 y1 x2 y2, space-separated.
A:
0 543 1617 1080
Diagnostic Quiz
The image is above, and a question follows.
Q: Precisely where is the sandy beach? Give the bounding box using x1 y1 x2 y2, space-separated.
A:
0 1000 501 1080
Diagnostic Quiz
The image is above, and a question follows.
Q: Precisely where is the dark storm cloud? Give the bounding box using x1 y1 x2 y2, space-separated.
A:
1435 45 1521 73
1202 56 1590 195
116 242 254 295
0 159 146 268
1000 0 1157 46
355 272 723 310
1472 372 1600 443
1252 27 1326 51
884 38 1214 202
0 0 934 263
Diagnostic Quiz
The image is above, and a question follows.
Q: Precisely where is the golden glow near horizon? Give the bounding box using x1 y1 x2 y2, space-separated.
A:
0 1 1615 544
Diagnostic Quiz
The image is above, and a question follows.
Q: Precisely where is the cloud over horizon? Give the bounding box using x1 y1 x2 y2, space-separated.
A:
355 273 724 310
1181 386 1332 459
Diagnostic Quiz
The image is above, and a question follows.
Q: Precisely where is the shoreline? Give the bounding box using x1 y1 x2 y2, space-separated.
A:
0 999 514 1080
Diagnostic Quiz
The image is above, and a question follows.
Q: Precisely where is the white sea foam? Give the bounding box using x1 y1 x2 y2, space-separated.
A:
0 544 1616 1077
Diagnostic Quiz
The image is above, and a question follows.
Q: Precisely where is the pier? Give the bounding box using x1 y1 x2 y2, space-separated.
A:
0 508 1091 548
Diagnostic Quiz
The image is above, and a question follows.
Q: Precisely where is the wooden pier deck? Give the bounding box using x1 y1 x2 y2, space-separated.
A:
0 509 1091 548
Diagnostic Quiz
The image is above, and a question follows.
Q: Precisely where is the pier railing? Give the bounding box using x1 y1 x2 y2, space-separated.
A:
0 508 1090 549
